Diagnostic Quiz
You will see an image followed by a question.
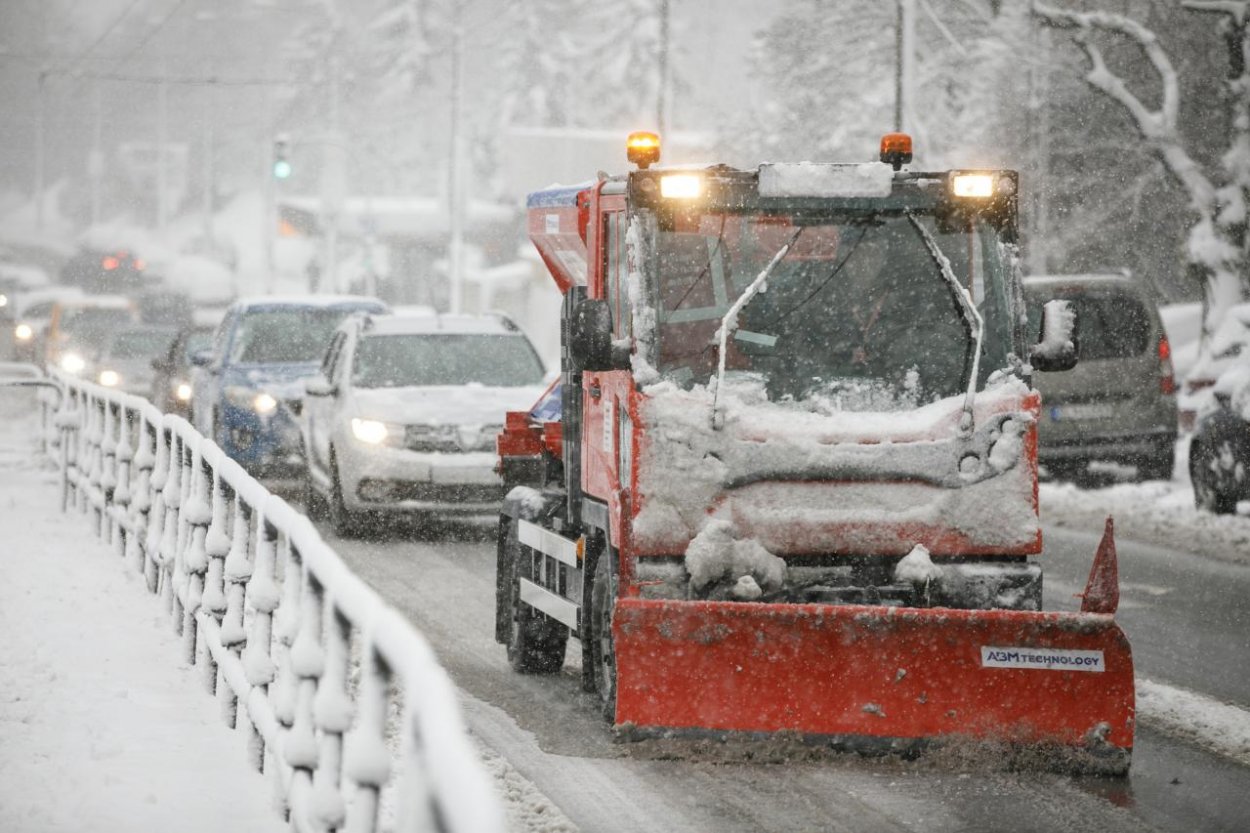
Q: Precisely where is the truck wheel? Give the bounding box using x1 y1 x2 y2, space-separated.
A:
1191 441 1238 515
505 530 567 674
590 549 618 722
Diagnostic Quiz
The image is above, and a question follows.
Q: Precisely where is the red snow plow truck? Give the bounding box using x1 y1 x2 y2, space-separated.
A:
494 132 1134 773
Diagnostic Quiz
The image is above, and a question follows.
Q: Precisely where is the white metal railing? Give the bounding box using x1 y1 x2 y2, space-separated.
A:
34 369 505 833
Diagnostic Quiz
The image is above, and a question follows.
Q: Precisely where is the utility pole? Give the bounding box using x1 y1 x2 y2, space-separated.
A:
90 81 103 227
894 0 916 134
321 54 346 295
35 71 46 231
1025 24 1052 275
262 94 276 295
202 81 215 253
657 0 671 136
156 65 168 233
447 6 465 314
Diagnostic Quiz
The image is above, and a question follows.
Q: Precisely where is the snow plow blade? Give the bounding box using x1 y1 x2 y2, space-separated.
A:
612 600 1134 773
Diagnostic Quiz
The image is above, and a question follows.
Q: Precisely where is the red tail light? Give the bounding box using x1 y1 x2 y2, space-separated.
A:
102 256 119 270
1159 335 1175 395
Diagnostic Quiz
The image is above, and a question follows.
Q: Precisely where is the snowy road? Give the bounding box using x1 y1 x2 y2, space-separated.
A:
321 512 1250 833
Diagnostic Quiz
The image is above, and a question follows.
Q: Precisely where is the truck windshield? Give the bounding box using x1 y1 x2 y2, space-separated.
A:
639 211 1014 410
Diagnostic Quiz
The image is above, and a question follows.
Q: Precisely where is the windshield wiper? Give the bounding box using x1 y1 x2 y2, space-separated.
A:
710 227 803 429
906 214 984 435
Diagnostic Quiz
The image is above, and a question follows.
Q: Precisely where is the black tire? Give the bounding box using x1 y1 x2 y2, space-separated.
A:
590 549 618 722
328 453 361 537
505 526 567 674
1191 440 1239 515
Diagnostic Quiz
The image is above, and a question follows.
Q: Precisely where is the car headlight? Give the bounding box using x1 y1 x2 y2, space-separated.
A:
351 417 404 446
224 386 279 415
0 294 8 308
253 392 278 414
60 353 86 374
15 323 34 341
98 369 120 387
175 381 193 402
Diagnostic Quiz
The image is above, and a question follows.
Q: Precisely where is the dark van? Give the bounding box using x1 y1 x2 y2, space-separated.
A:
1024 274 1178 481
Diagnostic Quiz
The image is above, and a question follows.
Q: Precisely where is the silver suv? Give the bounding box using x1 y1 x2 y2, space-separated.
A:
1024 274 1178 481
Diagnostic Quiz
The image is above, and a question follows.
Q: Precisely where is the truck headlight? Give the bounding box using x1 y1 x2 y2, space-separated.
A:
60 353 86 374
14 323 33 341
351 417 402 445
660 174 702 199
950 171 1014 199
98 369 120 387
175 381 193 402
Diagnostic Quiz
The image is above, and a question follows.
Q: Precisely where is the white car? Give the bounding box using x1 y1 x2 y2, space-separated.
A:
301 311 548 535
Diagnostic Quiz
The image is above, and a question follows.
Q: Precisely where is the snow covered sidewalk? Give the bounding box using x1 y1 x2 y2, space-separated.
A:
0 391 284 833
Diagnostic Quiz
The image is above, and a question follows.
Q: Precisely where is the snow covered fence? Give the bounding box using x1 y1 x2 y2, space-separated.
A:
44 371 505 833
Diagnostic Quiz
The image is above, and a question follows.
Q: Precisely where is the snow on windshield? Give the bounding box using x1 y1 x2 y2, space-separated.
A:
352 333 546 388
229 308 359 364
639 212 1013 411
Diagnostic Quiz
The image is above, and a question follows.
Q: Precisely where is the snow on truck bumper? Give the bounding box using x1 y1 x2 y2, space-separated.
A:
339 447 503 514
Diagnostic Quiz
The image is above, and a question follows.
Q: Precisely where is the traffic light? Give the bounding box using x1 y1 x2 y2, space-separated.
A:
272 134 292 180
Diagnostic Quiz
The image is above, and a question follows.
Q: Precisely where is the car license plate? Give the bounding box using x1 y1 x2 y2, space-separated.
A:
1050 403 1114 421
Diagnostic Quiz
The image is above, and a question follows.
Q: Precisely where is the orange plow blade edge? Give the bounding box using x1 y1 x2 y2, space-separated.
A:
612 599 1134 772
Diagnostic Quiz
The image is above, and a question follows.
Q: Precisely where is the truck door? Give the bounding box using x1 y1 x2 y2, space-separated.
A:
582 208 632 519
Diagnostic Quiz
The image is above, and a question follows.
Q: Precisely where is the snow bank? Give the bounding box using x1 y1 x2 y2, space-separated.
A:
1137 679 1250 767
0 391 284 833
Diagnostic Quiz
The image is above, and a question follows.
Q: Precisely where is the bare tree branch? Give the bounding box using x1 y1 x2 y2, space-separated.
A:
1032 1 1217 212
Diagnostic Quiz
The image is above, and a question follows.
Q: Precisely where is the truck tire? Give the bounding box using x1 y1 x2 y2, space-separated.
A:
505 530 567 674
590 549 618 722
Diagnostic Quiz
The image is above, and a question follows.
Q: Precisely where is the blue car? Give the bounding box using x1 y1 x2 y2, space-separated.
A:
191 296 389 477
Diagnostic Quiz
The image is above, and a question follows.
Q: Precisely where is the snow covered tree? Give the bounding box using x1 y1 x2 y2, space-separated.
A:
737 1 1024 168
1033 1 1250 339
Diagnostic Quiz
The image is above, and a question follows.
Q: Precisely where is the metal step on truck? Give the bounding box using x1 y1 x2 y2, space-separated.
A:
492 131 1134 772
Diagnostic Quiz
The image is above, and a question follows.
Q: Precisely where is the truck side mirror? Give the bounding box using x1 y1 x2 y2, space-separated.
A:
570 298 624 373
189 349 214 368
1030 299 1079 372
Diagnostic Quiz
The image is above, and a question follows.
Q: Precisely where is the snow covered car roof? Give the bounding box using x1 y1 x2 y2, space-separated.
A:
233 294 388 312
54 294 135 310
359 311 521 336
14 286 83 316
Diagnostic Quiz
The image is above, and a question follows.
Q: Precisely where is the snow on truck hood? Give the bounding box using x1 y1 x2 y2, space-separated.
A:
632 376 1041 556
351 384 545 426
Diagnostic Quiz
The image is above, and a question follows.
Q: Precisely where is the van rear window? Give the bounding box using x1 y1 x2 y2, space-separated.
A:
1028 293 1151 360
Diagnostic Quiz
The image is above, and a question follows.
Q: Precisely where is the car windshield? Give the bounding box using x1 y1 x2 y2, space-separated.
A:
229 307 370 364
634 210 1014 410
352 333 546 388
106 329 175 359
60 308 134 343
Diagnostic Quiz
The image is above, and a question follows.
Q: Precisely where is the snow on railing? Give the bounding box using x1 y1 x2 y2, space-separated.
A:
42 371 505 833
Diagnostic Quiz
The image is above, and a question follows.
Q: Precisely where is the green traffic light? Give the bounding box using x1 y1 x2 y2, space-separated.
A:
273 159 293 179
